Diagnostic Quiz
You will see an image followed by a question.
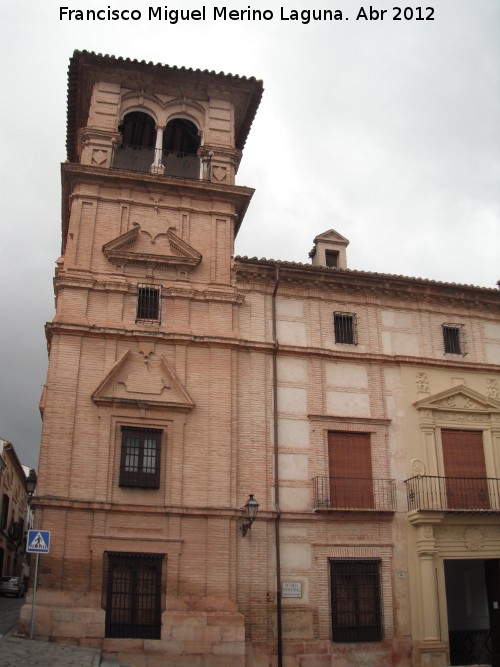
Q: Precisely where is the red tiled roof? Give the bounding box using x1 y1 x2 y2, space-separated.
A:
235 255 500 294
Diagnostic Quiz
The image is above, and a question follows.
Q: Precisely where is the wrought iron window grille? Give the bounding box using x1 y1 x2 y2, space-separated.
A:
442 323 466 355
103 551 164 639
330 558 383 643
136 284 161 324
333 312 358 345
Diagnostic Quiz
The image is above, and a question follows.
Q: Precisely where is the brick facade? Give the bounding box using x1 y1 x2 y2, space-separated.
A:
19 51 500 667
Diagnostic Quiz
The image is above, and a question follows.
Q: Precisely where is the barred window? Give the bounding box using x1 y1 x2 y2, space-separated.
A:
119 427 162 489
334 312 357 345
136 284 161 322
104 552 163 639
442 324 465 355
330 559 382 642
1 495 9 529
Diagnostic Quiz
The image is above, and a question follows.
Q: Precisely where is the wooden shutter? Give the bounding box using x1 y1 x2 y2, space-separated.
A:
441 430 489 509
328 432 373 509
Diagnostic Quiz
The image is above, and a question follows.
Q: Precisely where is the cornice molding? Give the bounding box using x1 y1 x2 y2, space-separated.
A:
414 385 500 414
234 259 500 308
61 162 254 253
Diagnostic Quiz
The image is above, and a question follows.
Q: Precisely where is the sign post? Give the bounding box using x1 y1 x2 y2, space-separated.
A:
26 530 51 640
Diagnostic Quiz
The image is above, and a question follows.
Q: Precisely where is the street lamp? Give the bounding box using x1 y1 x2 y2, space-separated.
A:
26 469 37 498
240 494 259 537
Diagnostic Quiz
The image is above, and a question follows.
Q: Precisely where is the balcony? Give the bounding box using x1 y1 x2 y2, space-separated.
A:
405 476 500 513
112 144 204 180
312 476 397 512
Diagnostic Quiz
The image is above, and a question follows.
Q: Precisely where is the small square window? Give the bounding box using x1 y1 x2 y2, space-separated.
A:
334 312 357 345
325 250 339 268
442 324 465 355
136 284 161 323
119 427 162 488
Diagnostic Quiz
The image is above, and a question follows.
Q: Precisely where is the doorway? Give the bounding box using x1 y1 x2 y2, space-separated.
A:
444 559 500 666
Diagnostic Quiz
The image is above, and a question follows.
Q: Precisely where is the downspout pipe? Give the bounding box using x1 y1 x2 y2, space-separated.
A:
272 263 283 667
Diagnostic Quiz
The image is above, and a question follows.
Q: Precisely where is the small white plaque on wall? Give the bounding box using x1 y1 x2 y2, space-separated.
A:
282 582 302 598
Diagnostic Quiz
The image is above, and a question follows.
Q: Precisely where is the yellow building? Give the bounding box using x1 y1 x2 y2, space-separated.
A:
21 51 500 667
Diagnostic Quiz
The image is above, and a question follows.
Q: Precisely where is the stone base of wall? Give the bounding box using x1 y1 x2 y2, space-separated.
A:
412 640 450 667
18 600 105 645
248 638 413 667
18 601 246 666
104 610 246 667
18 597 412 667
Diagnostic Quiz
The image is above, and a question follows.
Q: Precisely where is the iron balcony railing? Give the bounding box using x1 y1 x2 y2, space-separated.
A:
112 144 205 180
405 475 500 513
312 476 397 512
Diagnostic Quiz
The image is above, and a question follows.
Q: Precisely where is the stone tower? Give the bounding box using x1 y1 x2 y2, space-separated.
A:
23 51 263 664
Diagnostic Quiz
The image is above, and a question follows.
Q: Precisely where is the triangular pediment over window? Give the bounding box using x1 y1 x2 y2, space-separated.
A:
313 229 350 246
414 385 500 414
92 349 195 411
102 225 202 271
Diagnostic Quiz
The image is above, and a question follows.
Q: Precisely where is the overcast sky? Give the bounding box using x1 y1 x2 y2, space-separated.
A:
0 0 499 467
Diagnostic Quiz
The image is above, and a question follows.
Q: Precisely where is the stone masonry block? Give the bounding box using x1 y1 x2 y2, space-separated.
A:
204 656 245 667
183 640 215 654
212 640 246 655
167 612 207 626
144 639 184 655
102 638 144 653
207 613 244 626
220 625 246 641
298 656 333 667
171 624 221 642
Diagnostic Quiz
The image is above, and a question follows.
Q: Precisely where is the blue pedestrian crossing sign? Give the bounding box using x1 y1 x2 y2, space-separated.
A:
27 530 51 554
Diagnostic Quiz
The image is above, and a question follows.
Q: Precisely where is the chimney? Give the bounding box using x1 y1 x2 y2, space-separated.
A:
309 229 349 269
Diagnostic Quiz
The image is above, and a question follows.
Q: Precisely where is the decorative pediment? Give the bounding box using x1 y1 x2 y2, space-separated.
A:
414 385 500 414
92 348 195 411
313 229 350 247
102 225 202 270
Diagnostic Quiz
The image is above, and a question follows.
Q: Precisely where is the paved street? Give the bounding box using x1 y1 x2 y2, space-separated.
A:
0 596 115 667
0 635 101 666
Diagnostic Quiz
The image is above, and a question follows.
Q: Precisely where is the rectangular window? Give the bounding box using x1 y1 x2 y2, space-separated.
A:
442 324 465 355
330 559 382 642
334 312 357 345
119 427 162 489
328 432 374 509
136 284 161 322
1 495 9 530
442 429 489 510
105 552 163 639
325 250 339 268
